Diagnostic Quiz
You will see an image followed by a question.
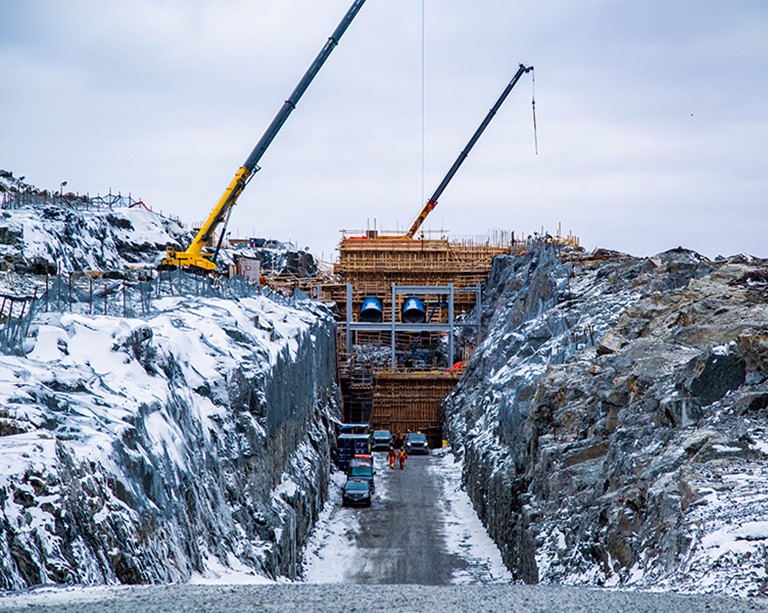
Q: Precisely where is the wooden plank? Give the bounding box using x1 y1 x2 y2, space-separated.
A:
369 372 459 446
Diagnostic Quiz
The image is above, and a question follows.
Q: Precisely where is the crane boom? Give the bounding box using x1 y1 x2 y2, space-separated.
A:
404 63 533 240
163 0 367 271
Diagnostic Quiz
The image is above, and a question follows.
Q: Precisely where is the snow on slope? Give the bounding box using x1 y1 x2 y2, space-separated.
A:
0 169 202 278
0 204 187 274
0 171 316 281
0 287 340 588
0 170 343 589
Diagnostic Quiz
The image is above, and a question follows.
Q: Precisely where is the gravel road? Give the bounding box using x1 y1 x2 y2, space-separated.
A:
349 453 466 584
4 454 768 611
3 583 768 613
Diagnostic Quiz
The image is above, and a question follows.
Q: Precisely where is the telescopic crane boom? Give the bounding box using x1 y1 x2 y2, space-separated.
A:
163 0 366 271
404 63 533 240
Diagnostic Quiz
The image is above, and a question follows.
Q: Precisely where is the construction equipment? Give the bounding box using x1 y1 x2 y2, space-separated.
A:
404 63 533 240
163 0 367 272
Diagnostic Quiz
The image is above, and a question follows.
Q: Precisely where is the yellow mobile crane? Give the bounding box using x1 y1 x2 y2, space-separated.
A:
163 0 366 272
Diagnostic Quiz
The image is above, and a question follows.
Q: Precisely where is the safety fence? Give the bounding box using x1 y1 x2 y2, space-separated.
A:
1 190 148 211
0 290 40 356
1 191 185 229
0 269 308 355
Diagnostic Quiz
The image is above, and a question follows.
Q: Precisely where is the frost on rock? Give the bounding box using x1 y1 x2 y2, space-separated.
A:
444 243 768 597
0 292 340 589
0 173 342 590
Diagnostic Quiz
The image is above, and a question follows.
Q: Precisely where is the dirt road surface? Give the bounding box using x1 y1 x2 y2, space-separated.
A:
347 453 467 584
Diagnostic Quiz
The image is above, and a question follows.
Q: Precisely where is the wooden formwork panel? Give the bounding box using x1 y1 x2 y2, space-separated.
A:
370 372 459 446
335 237 508 273
335 233 579 276
323 233 580 311
335 238 505 291
330 228 581 289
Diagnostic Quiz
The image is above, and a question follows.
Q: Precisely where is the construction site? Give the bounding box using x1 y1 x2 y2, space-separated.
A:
320 227 577 446
6 0 768 600
0 0 579 451
156 0 580 448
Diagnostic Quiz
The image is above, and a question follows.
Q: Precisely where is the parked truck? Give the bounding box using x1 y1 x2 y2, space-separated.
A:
335 433 371 471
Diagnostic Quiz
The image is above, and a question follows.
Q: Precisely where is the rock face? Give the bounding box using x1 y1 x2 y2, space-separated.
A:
444 244 768 596
0 172 341 589
0 201 189 274
0 293 340 589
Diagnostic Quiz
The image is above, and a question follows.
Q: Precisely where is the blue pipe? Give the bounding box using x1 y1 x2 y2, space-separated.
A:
402 296 426 323
360 296 383 323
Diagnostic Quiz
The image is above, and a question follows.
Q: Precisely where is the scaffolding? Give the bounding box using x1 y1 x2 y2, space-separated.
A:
341 281 481 371
342 360 374 423
371 371 460 446
329 227 580 444
327 229 578 320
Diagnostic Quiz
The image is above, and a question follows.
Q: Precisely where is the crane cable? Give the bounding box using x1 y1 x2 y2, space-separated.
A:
531 67 539 155
421 0 426 206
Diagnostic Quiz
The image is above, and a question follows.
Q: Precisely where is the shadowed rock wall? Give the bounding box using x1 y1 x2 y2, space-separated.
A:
0 296 339 589
444 244 768 596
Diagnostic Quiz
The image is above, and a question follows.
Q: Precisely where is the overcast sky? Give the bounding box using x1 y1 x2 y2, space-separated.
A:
2 0 767 261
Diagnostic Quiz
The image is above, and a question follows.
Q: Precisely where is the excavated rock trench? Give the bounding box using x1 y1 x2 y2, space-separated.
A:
5 239 768 600
0 294 340 589
444 244 768 596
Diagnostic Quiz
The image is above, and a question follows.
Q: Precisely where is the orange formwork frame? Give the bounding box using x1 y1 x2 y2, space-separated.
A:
371 370 461 447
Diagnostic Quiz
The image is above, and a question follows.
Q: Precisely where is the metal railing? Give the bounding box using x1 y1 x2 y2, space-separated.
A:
1 269 314 356
2 190 143 211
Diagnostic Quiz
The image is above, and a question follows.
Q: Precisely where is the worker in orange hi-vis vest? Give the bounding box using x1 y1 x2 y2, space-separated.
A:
388 447 396 470
397 447 407 470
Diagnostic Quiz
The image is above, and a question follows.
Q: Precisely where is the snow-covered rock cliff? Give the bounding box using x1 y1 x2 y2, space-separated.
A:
0 290 340 588
444 243 768 597
0 172 341 589
0 170 316 278
0 292 339 589
0 172 188 274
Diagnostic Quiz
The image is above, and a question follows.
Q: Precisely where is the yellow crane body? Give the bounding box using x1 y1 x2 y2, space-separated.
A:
160 0 366 273
163 166 251 272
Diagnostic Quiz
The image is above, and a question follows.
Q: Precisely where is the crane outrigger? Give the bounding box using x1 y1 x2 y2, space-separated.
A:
163 0 366 272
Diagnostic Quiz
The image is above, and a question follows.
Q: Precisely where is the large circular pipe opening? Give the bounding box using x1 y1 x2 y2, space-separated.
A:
402 296 426 323
360 296 383 323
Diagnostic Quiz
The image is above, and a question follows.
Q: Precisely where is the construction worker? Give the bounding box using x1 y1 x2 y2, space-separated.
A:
397 447 407 470
388 447 396 470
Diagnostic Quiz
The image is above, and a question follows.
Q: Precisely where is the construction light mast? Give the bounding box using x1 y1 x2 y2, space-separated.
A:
163 0 367 272
404 63 533 240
